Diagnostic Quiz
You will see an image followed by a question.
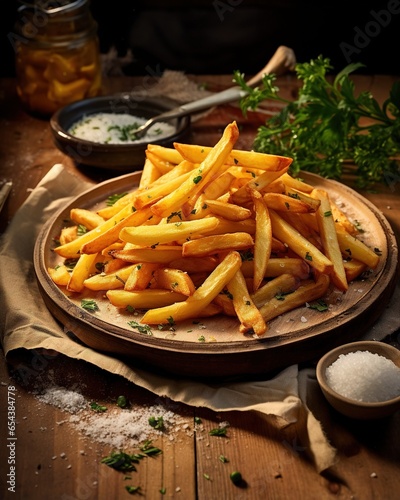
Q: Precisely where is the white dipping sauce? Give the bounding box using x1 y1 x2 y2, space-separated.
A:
68 112 176 144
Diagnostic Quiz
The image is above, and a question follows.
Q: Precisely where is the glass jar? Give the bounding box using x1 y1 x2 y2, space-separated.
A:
13 0 102 116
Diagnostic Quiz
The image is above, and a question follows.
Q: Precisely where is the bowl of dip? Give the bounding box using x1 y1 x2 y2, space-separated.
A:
316 341 400 419
50 93 191 170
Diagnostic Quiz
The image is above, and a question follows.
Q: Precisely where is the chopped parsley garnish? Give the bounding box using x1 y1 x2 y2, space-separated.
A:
209 427 228 437
148 416 164 430
193 175 202 184
77 224 88 236
309 299 329 312
128 321 153 335
81 298 99 312
90 402 107 412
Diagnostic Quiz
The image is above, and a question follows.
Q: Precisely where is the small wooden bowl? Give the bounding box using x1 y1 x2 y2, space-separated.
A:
316 341 400 419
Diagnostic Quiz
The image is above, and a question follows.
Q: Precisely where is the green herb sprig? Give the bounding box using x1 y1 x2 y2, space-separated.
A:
234 56 400 188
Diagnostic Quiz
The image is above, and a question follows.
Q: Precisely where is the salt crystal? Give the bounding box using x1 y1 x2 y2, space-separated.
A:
325 350 400 402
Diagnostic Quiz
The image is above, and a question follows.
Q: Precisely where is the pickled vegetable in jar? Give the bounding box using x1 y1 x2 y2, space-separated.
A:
13 0 102 116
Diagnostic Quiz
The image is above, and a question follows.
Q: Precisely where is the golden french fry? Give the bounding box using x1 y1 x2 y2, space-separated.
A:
153 268 196 296
269 209 333 274
70 208 105 229
47 264 70 286
279 173 314 193
59 226 78 245
140 250 241 324
145 150 176 174
203 171 235 199
263 192 318 213
251 273 299 308
283 187 321 212
146 144 183 165
336 226 380 269
120 217 220 247
331 202 359 236
139 158 162 189
83 264 137 290
251 190 271 292
343 259 368 282
205 199 252 221
107 289 187 309
259 273 331 324
182 232 254 257
173 143 292 171
124 262 161 291
152 122 239 218
312 188 348 291
226 269 267 335
67 253 98 292
103 258 127 274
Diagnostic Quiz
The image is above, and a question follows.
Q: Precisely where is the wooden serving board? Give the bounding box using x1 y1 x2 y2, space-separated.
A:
33 172 398 379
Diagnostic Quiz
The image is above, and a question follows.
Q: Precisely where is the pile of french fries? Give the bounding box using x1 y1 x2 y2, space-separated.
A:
49 121 381 337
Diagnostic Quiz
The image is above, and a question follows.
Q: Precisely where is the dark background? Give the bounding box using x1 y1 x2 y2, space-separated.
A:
2 0 400 78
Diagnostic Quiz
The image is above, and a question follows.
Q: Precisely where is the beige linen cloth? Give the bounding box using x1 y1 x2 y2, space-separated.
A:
1 164 399 473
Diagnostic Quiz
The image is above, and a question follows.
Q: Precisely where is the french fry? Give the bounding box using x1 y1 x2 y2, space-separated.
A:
145 150 176 174
146 144 183 165
226 268 267 335
336 226 380 269
120 217 220 246
83 264 137 290
59 226 78 245
251 273 299 308
70 208 105 229
269 209 333 274
312 188 348 291
124 262 161 291
263 192 319 213
153 268 196 296
139 158 162 188
182 232 254 257
343 259 368 282
67 253 98 292
259 273 331 324
174 143 292 171
107 289 187 309
169 256 218 274
251 190 271 291
47 264 70 286
205 199 252 221
140 250 241 324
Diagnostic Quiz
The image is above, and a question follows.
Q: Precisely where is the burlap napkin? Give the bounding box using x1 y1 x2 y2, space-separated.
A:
1 164 399 472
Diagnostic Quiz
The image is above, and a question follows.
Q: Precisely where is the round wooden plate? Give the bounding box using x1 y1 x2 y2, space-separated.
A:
34 172 398 379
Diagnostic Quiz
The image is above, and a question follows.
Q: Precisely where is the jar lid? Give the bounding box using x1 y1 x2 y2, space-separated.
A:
15 0 98 48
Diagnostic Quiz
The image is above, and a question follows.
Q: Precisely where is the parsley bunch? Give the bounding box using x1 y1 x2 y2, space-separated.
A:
234 56 400 188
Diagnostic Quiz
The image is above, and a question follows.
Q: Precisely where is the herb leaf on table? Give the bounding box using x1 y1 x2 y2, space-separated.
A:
234 56 400 188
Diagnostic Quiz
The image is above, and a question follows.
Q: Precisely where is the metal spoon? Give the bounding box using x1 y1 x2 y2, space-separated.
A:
131 45 296 139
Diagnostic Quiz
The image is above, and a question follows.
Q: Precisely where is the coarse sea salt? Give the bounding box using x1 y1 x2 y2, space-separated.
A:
68 112 176 144
325 350 400 403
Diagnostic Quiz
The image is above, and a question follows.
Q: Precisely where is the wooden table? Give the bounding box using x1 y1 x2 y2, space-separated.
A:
1 75 400 499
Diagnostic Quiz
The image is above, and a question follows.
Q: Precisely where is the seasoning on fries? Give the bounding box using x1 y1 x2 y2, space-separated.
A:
49 121 382 337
